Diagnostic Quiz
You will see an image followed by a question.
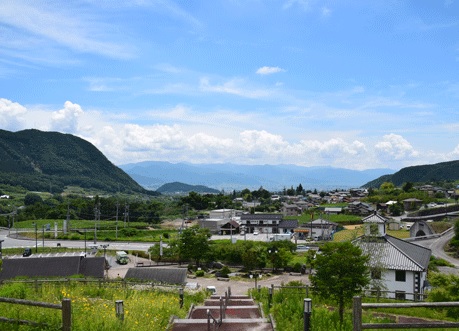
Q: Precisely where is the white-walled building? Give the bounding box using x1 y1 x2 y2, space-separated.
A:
354 213 431 301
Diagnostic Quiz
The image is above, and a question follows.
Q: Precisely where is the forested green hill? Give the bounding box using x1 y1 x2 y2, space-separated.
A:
362 160 459 188
0 129 156 195
156 181 220 194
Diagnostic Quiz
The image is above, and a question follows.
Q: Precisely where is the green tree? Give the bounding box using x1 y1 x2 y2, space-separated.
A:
402 182 414 192
427 273 459 318
380 182 395 193
310 241 370 323
178 225 211 266
24 193 43 206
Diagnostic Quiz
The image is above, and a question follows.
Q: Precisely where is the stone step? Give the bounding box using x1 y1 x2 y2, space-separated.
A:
189 306 263 319
170 318 273 331
204 299 255 306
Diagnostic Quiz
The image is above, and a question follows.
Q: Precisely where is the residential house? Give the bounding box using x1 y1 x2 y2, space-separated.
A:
220 219 240 235
354 213 431 301
240 213 295 235
299 219 338 241
198 218 228 234
198 209 242 234
278 219 299 234
345 201 374 215
402 198 423 211
324 207 342 215
282 204 301 216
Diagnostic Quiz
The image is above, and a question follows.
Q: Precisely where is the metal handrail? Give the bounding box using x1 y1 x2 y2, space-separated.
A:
207 309 222 331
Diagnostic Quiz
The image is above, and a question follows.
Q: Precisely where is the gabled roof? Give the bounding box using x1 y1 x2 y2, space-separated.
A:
221 220 240 229
354 235 431 272
305 219 338 226
124 268 187 285
362 213 388 224
0 256 105 280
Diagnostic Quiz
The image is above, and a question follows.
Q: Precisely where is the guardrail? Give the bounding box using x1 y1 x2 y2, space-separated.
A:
353 296 459 330
0 297 71 331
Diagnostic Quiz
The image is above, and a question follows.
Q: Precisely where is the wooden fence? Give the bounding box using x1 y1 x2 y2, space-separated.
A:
353 296 459 330
0 297 71 331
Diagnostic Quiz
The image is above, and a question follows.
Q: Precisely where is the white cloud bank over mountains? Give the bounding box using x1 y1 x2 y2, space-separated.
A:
2 98 458 171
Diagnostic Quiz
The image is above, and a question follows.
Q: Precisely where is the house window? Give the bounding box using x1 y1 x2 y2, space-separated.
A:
371 270 381 280
395 291 406 300
395 270 406 282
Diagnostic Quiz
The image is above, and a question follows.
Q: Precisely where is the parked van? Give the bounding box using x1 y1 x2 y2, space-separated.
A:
116 251 129 265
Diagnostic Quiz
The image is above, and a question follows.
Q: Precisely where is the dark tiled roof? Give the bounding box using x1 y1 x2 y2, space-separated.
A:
0 256 105 280
385 235 431 270
221 220 240 229
278 220 298 228
241 214 282 221
124 268 187 285
355 235 431 271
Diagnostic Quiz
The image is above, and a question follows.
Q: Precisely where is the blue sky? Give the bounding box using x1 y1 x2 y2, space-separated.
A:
1 0 459 171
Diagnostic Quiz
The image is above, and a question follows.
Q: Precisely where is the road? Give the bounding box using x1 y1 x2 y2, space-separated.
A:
414 229 459 268
0 228 155 253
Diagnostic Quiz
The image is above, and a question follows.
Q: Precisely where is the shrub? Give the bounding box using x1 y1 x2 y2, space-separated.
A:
120 228 139 237
220 266 231 277
195 270 205 277
0 283 27 299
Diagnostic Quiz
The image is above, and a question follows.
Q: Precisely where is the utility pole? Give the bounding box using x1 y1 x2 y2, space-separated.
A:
66 203 70 232
94 202 100 244
124 204 129 228
115 201 119 239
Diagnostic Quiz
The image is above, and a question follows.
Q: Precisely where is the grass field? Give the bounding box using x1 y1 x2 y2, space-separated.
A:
333 226 411 241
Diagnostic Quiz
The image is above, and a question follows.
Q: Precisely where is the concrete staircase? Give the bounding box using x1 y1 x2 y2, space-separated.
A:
169 290 274 331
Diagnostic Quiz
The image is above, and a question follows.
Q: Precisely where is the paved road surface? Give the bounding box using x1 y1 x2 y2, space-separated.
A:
414 229 459 269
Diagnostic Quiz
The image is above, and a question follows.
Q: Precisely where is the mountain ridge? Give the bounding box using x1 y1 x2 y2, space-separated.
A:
0 129 156 195
362 160 459 188
120 161 394 191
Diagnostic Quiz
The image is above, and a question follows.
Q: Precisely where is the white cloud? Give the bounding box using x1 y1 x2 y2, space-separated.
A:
321 7 331 17
0 98 27 130
3 99 459 171
50 101 84 133
0 1 134 60
256 66 285 75
282 0 311 11
199 77 273 99
374 134 419 160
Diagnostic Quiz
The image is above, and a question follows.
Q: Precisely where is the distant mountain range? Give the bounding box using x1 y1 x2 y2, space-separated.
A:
0 129 155 195
362 160 459 188
119 161 394 191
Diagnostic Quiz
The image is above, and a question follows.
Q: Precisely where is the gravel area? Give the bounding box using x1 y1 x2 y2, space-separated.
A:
106 253 311 296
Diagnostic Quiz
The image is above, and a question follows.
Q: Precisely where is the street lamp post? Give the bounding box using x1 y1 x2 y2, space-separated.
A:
42 225 45 251
250 273 262 290
179 288 184 308
304 298 312 331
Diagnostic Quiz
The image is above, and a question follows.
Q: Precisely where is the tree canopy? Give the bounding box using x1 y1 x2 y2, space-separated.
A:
310 241 370 323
